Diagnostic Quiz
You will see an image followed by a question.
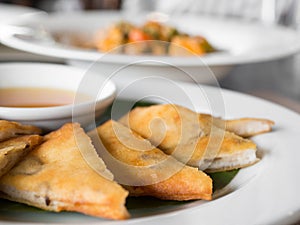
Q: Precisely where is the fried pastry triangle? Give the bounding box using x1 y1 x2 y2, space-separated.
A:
0 135 43 178
198 114 274 138
0 123 129 220
0 120 41 142
119 104 262 172
92 120 212 201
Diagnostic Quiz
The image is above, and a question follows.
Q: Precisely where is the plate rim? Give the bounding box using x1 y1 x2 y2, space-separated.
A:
1 11 300 66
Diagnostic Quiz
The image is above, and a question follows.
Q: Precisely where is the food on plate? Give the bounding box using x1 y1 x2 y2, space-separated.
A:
94 20 215 56
0 123 129 220
196 114 274 138
0 102 274 219
216 117 274 138
119 104 274 172
0 120 41 142
94 21 134 53
92 120 212 201
0 135 43 178
169 35 215 56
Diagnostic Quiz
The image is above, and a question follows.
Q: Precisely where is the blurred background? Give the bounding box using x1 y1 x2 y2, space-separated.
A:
0 0 299 25
1 0 300 113
0 0 122 11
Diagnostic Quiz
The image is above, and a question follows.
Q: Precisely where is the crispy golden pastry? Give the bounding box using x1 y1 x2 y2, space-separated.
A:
0 135 43 178
119 104 264 172
0 123 129 220
92 120 212 201
169 35 215 56
0 120 41 142
199 114 274 137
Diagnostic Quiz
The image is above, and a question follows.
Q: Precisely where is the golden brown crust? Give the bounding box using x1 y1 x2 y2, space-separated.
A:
0 120 42 142
96 120 212 201
124 166 212 201
119 104 259 172
225 118 275 137
0 123 129 220
197 114 274 138
189 131 256 161
119 104 204 150
0 135 43 178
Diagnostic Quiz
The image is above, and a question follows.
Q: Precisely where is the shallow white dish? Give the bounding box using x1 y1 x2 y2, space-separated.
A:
0 79 300 225
0 63 116 131
0 3 42 25
1 11 300 85
0 4 61 62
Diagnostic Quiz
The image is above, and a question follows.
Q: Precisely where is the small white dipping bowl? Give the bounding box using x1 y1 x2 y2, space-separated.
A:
0 63 116 131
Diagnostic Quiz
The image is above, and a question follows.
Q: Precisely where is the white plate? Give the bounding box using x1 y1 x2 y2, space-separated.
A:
0 4 61 62
1 11 300 65
0 79 300 225
1 11 300 84
0 3 41 25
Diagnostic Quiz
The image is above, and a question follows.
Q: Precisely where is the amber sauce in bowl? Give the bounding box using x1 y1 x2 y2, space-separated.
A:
0 63 116 131
0 87 91 108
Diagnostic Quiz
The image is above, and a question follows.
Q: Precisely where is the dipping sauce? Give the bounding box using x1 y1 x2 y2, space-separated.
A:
0 87 91 108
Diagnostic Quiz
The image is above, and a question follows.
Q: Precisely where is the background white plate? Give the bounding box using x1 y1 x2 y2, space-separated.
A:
0 3 40 24
1 11 300 84
0 3 61 62
1 11 300 65
0 80 300 225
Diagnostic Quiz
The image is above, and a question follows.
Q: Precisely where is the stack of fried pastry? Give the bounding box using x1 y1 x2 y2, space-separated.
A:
0 121 129 220
118 104 274 172
0 120 42 178
0 104 274 220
